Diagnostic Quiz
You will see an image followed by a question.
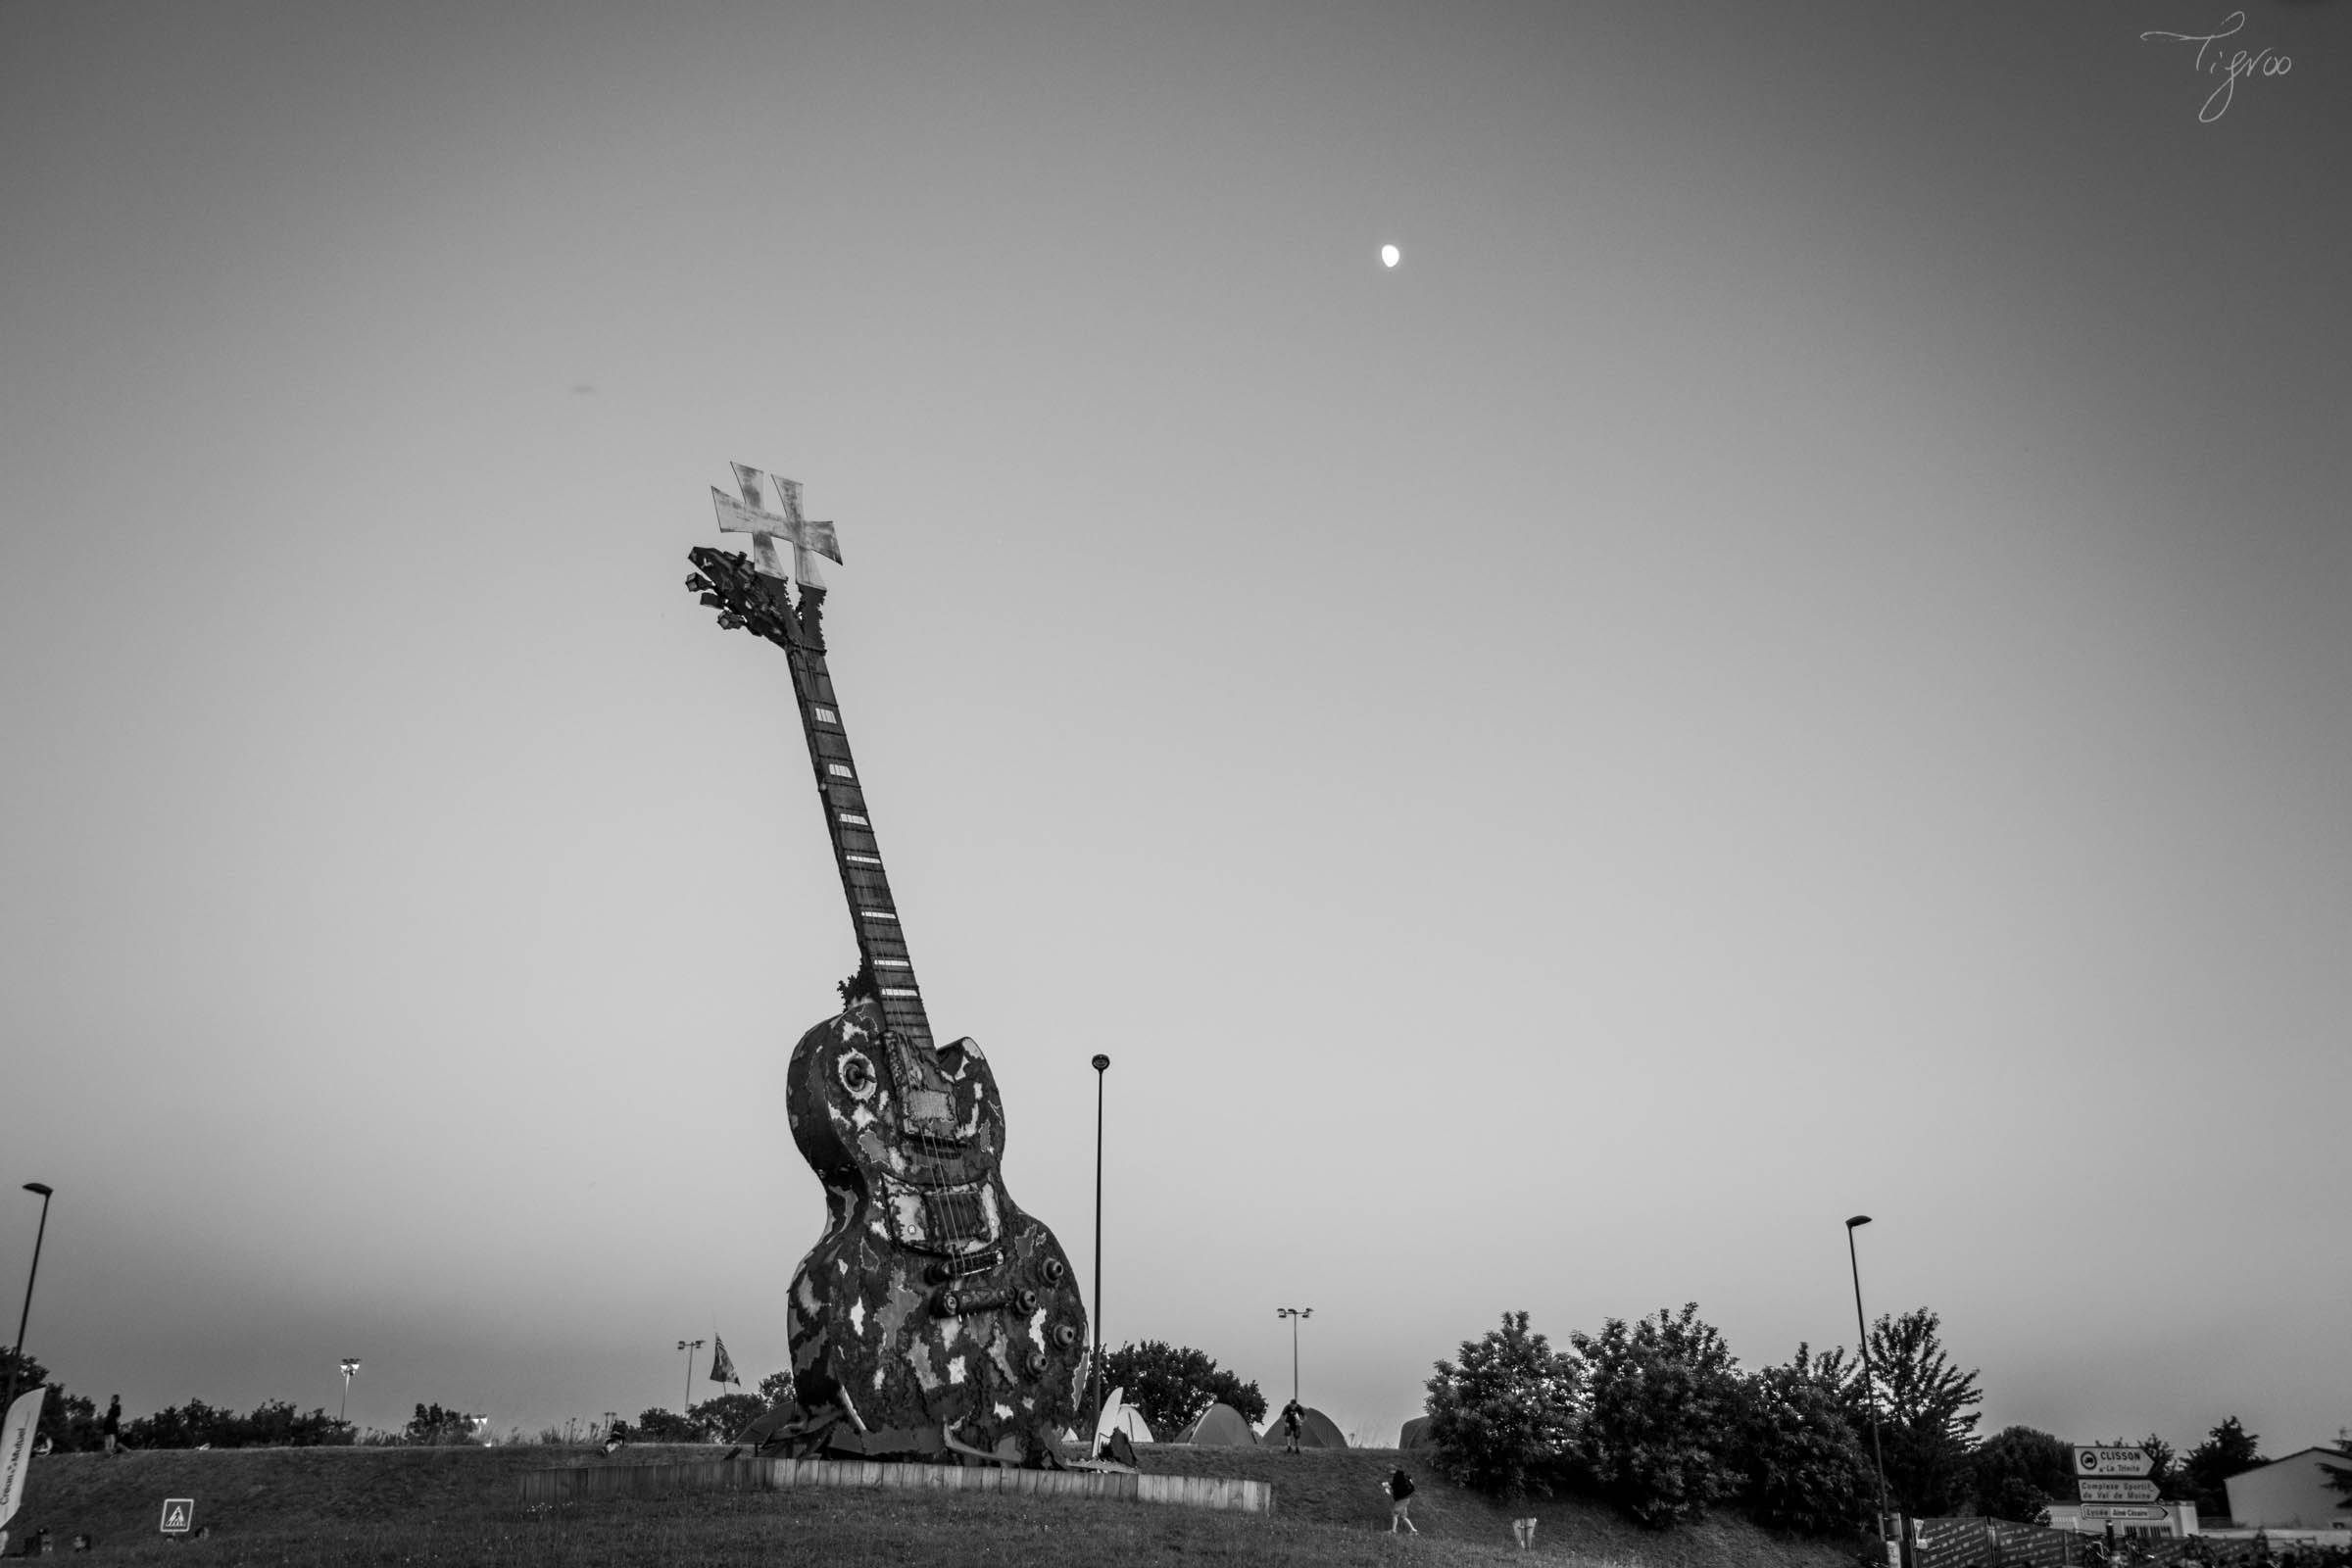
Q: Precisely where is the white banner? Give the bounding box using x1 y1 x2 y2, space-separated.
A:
0 1385 46 1531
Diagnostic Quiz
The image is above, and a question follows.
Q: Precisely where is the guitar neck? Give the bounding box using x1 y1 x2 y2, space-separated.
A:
781 587 934 1053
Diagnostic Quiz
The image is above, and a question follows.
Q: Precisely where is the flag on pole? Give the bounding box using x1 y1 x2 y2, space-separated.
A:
1 1386 47 1537
708 1336 738 1387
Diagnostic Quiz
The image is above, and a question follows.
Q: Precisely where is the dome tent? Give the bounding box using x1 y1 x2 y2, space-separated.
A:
1174 1402 1259 1446
1264 1404 1348 1449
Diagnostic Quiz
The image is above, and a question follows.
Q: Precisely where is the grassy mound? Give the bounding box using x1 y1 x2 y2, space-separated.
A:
8 1442 1862 1567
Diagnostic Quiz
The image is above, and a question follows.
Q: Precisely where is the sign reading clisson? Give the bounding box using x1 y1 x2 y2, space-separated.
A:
2074 1446 2156 1478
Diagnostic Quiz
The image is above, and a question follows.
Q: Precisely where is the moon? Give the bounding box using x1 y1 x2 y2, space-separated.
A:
1380 244 1400 268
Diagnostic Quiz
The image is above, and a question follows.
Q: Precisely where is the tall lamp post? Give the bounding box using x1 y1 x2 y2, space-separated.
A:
676 1340 706 1411
1275 1306 1313 1407
1845 1215 1893 1551
1090 1053 1110 1433
338 1358 362 1424
3 1183 56 1419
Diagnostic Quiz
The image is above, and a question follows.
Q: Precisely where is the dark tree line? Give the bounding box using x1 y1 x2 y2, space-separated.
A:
1422 1304 2329 1540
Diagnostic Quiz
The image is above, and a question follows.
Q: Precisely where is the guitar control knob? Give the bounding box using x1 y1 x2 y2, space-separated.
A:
1016 1289 1038 1314
1052 1323 1078 1349
1039 1256 1066 1286
1026 1349 1048 1378
936 1290 961 1319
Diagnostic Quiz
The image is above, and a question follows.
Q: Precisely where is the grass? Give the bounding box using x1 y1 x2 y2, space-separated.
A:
10 1442 1864 1567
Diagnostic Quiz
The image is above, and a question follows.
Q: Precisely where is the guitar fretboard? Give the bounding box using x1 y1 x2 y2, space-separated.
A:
776 587 934 1054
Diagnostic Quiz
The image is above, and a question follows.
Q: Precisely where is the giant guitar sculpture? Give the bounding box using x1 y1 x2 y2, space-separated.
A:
685 466 1088 1466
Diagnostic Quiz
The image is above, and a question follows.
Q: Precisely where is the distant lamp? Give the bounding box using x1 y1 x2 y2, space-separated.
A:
1276 1305 1314 1407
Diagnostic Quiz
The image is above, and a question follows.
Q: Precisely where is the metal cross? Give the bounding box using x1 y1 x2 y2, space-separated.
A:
711 463 843 586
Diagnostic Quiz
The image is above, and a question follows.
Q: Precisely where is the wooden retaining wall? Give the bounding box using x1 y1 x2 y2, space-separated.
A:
518 1457 1271 1516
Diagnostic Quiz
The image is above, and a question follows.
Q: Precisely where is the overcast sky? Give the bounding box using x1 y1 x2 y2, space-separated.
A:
3 0 2346 1454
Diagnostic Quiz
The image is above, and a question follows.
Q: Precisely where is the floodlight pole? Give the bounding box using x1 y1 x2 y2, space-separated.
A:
3 1183 55 1420
1845 1215 1893 1546
1091 1054 1110 1434
1276 1306 1313 1407
678 1339 705 1411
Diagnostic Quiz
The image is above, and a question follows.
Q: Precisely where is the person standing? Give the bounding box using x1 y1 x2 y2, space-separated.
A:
1280 1399 1302 1454
102 1396 121 1456
1386 1467 1419 1535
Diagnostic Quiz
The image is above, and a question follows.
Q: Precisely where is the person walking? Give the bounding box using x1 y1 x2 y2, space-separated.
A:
1280 1399 1302 1454
1385 1468 1419 1535
102 1396 121 1456
1385 1467 1419 1535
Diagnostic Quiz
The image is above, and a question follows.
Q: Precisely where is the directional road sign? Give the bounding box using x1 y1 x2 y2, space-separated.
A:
2079 1503 2169 1523
2079 1478 2162 1503
2074 1446 2154 1476
160 1498 197 1534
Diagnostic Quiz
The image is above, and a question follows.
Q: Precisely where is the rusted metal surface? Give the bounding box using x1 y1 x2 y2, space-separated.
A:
683 524 1088 1464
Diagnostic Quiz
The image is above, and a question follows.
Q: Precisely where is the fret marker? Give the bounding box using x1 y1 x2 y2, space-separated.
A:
814 708 838 724
839 812 869 826
828 762 855 779
848 853 882 865
860 909 898 921
875 958 911 969
880 986 920 999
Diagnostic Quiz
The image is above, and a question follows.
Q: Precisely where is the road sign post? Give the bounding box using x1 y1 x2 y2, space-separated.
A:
2074 1446 2155 1477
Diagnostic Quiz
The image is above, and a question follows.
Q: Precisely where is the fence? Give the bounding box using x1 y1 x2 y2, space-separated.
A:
1913 1516 2087 1568
517 1456 1272 1516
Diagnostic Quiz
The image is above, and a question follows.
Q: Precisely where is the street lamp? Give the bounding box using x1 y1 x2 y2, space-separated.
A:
1090 1053 1110 1434
3 1183 55 1419
676 1340 706 1410
1845 1215 1893 1550
338 1359 362 1424
1276 1306 1313 1407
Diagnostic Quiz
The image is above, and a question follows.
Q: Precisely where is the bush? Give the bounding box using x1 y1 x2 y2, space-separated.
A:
1424 1310 1581 1502
1568 1303 1745 1529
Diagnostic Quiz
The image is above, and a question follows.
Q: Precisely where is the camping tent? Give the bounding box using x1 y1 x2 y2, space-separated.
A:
1174 1403 1259 1446
1263 1405 1348 1449
1090 1388 1154 1449
1397 1414 1436 1449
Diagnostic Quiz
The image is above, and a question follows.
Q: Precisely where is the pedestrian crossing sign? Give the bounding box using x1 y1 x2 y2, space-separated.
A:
160 1498 195 1534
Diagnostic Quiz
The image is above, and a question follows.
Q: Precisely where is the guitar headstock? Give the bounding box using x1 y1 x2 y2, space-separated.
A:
684 545 820 653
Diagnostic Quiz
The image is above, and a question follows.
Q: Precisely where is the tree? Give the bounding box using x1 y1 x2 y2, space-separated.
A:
1971 1426 2075 1524
1424 1310 1581 1502
1100 1341 1265 1440
1739 1345 1874 1536
689 1392 768 1443
631 1406 701 1443
1860 1308 1981 1517
1567 1302 1747 1529
756 1370 796 1407
404 1403 481 1446
2180 1416 2264 1520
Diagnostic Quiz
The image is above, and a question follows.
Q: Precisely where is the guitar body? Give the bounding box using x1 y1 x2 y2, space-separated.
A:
781 995 1088 1459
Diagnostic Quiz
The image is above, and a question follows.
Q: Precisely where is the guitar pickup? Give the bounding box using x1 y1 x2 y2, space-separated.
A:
923 1249 1001 1284
931 1285 1039 1320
